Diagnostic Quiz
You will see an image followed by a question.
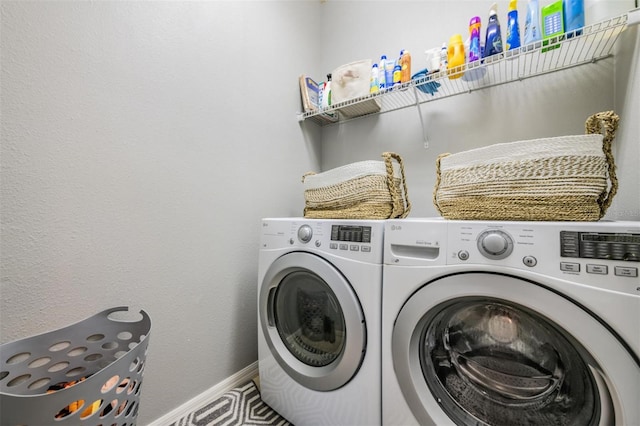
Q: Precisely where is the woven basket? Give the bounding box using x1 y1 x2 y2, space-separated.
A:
303 152 411 220
433 111 619 221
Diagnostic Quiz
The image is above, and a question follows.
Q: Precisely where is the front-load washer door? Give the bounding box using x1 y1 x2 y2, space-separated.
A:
392 272 640 426
259 252 366 391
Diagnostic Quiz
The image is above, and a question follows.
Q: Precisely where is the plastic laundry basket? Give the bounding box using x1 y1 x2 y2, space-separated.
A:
0 306 151 426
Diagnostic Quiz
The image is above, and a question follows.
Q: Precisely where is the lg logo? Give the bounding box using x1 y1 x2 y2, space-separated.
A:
390 225 402 231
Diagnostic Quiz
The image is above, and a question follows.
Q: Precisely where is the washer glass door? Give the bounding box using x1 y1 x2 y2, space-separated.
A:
274 270 345 367
260 252 366 391
392 272 638 426
422 299 599 425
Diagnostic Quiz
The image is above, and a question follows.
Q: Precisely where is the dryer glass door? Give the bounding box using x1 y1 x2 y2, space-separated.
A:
273 270 345 367
260 252 366 391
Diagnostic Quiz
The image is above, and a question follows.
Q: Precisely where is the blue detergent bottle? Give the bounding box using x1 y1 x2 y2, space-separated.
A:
563 0 585 37
506 0 521 50
524 0 542 45
484 3 504 58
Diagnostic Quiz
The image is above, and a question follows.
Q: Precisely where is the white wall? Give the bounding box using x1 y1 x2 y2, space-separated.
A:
318 0 639 220
0 1 321 423
1 0 638 424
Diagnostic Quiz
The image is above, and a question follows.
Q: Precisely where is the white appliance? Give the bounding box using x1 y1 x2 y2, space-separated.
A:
258 218 384 426
382 218 640 426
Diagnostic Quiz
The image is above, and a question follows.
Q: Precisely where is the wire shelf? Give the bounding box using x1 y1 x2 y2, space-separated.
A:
298 13 629 126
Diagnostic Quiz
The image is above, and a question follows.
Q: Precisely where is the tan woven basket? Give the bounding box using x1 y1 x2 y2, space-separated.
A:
303 152 411 220
433 111 619 221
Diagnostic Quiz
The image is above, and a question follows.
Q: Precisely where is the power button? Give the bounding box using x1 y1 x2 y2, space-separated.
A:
458 250 470 261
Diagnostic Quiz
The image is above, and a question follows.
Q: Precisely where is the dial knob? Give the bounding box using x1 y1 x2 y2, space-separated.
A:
478 230 514 260
297 225 313 243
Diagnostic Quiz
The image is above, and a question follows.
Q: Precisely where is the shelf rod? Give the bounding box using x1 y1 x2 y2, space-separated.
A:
412 87 429 148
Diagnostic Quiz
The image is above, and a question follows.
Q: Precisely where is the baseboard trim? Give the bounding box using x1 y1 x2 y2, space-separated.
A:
148 361 259 426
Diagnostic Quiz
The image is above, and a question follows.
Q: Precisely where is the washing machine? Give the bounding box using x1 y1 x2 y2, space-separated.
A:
258 218 384 426
382 218 640 426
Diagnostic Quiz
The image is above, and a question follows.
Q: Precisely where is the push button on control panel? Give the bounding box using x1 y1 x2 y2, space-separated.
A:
614 266 638 278
523 256 537 267
560 262 580 272
586 264 608 275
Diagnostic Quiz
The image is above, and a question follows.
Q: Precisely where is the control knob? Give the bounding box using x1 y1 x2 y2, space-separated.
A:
477 230 514 260
298 225 313 243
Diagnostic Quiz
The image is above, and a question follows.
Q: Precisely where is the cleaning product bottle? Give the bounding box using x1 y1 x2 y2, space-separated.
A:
370 63 380 94
384 56 395 89
399 50 412 83
379 55 387 91
484 3 504 58
506 0 521 50
524 0 542 45
321 73 332 108
439 43 448 71
563 0 584 37
468 16 482 62
392 65 402 87
447 34 466 79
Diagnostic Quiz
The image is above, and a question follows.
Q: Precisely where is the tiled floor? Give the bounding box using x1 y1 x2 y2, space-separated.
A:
169 379 291 426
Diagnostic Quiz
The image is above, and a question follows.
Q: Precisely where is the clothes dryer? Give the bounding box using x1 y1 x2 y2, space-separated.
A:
258 218 384 426
383 218 639 426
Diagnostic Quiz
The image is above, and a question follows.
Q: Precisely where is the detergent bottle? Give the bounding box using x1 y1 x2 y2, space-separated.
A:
506 0 521 50
447 34 465 79
468 16 482 62
524 0 542 45
484 3 504 58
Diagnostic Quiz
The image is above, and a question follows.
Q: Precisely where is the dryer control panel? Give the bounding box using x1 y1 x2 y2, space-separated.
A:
261 218 384 264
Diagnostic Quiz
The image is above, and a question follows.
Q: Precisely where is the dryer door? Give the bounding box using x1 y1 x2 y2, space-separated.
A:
392 272 640 426
259 252 366 391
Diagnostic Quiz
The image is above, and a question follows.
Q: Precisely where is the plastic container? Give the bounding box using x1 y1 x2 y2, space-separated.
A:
447 34 466 79
439 43 448 71
506 0 522 50
542 0 564 39
425 48 441 72
484 3 504 58
399 50 412 83
469 16 482 62
0 307 151 426
563 0 585 36
524 0 542 45
378 55 387 90
392 65 402 87
321 73 332 108
370 63 380 94
383 57 395 89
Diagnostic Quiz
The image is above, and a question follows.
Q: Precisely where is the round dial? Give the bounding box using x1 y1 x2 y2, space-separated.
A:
297 224 313 243
477 230 514 260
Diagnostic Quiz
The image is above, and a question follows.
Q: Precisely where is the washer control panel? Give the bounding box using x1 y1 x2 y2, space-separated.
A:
560 231 640 262
442 220 640 294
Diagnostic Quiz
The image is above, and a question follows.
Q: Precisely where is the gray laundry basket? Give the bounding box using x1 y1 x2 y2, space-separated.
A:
0 306 151 425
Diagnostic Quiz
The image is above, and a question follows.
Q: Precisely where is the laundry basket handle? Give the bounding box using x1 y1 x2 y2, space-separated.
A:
383 152 411 218
585 111 619 219
432 152 449 216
